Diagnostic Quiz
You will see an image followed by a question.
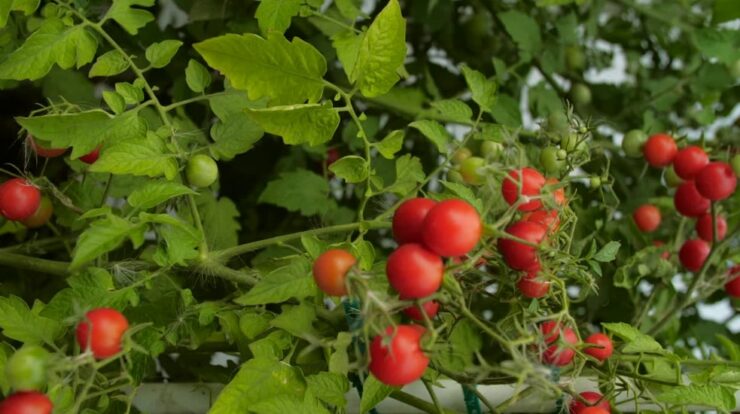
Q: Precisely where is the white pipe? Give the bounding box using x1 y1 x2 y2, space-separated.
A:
132 379 740 413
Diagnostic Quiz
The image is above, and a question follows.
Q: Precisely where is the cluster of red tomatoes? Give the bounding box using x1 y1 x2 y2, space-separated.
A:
0 308 128 413
629 133 737 296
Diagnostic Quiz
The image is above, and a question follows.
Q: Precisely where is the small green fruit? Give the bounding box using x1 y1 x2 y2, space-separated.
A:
452 147 472 164
571 83 592 105
6 345 49 391
480 141 503 159
186 154 219 188
622 129 647 158
540 147 563 174
565 46 586 71
460 156 486 185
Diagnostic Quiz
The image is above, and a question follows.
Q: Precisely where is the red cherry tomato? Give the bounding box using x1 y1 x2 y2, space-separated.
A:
392 198 436 245
678 239 710 272
369 325 429 386
21 197 53 229
79 147 101 164
0 392 53 414
569 391 611 414
642 133 677 167
541 321 578 366
695 214 727 242
726 266 740 298
673 146 708 179
76 308 129 359
695 162 737 201
580 408 610 414
326 148 340 167
402 298 440 321
421 199 482 257
312 249 356 296
632 204 661 232
523 210 560 233
498 221 547 271
583 333 613 361
386 244 444 299
0 178 41 221
674 181 710 217
27 136 66 158
517 270 550 298
652 241 670 260
502 168 546 211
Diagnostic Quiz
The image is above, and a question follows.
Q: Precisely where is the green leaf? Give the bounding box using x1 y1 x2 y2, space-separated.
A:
209 357 306 414
602 322 665 354
489 93 521 127
409 119 450 153
329 156 368 183
106 0 156 35
250 394 330 414
658 385 736 411
195 33 327 105
440 181 483 212
329 332 352 375
593 241 620 262
427 99 473 123
713 0 740 24
145 40 183 68
115 82 144 104
335 0 360 20
694 29 740 65
249 330 293 359
255 0 301 35
0 342 11 393
102 91 126 114
196 193 241 251
259 170 336 216
353 239 375 271
0 296 61 345
90 132 178 180
349 0 406 97
332 30 362 81
246 103 339 146
307 372 350 408
360 375 395 413
71 215 142 269
375 129 404 159
271 303 317 339
16 110 145 158
0 19 97 81
497 10 541 61
0 0 40 29
153 221 200 266
89 50 129 77
386 154 425 196
235 258 317 305
128 181 196 210
434 319 482 371
210 113 265 159
240 312 272 340
461 65 497 114
185 59 212 93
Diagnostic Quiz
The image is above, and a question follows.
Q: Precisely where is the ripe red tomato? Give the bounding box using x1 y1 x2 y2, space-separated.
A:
678 239 710 272
583 333 613 361
402 298 440 321
0 392 52 414
392 198 436 245
579 408 609 414
695 214 727 242
642 133 677 167
21 197 53 229
498 221 547 271
517 271 550 298
695 162 737 201
421 199 482 257
79 147 101 164
541 321 578 366
326 148 340 167
522 210 560 232
386 244 444 299
652 241 670 260
569 391 611 414
673 146 708 179
312 249 356 296
369 325 429 386
674 181 710 217
632 204 661 232
726 266 740 298
502 168 546 211
76 308 129 359
27 136 66 158
0 178 41 221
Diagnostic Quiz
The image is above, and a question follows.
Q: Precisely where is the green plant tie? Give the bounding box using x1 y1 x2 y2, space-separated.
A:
343 299 380 414
462 384 482 414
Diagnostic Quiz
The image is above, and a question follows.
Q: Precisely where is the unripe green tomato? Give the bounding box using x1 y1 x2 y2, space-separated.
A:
565 46 586 71
6 345 49 391
732 154 740 177
622 129 647 158
540 147 563 174
480 141 503 159
546 112 569 137
562 133 580 152
447 170 464 183
590 177 602 188
460 156 486 185
571 83 592 105
21 197 53 229
664 166 683 187
452 147 472 164
557 149 568 160
186 154 219 188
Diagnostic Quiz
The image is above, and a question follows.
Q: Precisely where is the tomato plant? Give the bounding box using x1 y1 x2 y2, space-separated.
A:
0 0 737 412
